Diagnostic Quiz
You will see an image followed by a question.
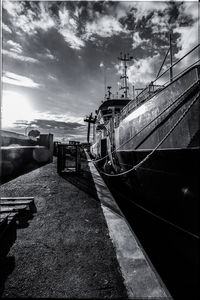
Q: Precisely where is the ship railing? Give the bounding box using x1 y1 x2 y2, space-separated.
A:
118 43 200 122
118 85 165 122
131 84 164 108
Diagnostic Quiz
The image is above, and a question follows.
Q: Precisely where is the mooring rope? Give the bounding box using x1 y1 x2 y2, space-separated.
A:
124 197 199 240
95 91 200 177
86 149 199 241
92 79 199 164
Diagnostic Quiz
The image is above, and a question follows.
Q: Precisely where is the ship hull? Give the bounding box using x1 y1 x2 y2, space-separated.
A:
100 147 199 299
107 66 200 269
115 66 200 151
115 148 199 236
91 62 200 299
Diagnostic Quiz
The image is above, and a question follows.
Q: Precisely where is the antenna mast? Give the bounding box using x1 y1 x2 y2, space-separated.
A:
84 113 96 143
118 52 133 98
106 86 112 100
169 33 173 82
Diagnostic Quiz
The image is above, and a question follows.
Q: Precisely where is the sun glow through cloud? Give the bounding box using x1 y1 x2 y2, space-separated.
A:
1 91 36 128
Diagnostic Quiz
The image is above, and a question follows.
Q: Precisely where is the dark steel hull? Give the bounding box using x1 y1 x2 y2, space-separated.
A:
99 147 199 299
92 63 200 300
116 148 199 236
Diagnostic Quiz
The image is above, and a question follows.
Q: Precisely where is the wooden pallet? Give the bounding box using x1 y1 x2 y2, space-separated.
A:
0 197 36 213
0 197 36 257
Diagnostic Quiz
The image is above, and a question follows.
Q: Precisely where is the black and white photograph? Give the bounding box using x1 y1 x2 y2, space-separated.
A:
0 0 199 299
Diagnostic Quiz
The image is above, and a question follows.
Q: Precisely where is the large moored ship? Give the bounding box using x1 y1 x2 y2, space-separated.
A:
86 41 200 296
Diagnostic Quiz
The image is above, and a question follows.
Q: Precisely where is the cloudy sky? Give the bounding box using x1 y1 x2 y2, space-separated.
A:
1 0 199 141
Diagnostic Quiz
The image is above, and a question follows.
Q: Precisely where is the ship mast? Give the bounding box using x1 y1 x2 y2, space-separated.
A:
169 33 173 82
118 52 133 98
156 33 173 82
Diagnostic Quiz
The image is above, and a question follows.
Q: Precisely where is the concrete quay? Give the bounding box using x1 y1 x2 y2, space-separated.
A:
0 157 171 299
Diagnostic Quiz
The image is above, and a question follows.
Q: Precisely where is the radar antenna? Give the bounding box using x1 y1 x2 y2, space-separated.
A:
118 52 133 98
106 86 112 100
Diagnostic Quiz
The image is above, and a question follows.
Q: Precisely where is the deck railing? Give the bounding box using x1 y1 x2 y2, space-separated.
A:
117 43 200 124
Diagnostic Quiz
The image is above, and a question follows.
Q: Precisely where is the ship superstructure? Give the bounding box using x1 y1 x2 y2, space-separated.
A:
91 52 134 157
91 43 200 160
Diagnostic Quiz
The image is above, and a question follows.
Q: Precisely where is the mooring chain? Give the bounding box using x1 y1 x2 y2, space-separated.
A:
96 91 200 177
92 79 199 165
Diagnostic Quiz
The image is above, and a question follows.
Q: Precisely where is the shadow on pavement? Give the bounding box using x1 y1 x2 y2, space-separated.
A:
0 256 15 297
0 162 48 186
60 168 99 201
60 159 124 218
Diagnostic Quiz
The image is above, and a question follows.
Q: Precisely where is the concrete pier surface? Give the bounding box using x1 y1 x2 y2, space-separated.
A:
0 157 170 299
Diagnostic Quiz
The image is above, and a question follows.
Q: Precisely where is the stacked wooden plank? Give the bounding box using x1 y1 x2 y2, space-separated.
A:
0 197 36 257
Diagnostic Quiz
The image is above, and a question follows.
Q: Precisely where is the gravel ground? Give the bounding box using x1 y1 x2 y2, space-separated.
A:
0 159 127 298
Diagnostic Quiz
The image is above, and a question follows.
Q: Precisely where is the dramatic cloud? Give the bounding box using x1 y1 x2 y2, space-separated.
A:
59 28 85 50
42 49 56 60
2 22 12 33
2 49 39 63
48 74 57 81
84 15 128 40
150 12 170 34
3 1 85 50
174 21 199 58
29 119 85 131
2 0 24 17
7 40 23 53
3 1 55 35
109 1 168 22
132 32 149 49
133 1 169 22
127 54 162 87
58 6 85 50
32 2 55 32
173 22 199 74
173 2 199 67
46 53 55 60
178 1 199 21
3 72 41 88
14 119 86 141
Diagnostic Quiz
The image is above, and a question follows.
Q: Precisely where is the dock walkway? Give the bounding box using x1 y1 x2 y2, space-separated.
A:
0 156 170 298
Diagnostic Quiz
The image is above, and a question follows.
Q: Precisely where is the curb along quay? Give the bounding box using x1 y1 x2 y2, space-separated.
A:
0 148 171 299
